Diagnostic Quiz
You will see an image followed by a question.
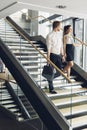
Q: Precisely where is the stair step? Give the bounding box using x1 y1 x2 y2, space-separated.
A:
38 78 75 85
18 117 24 121
0 35 20 38
6 40 29 45
8 107 20 112
41 81 83 90
0 33 19 36
0 29 15 32
1 100 15 105
59 104 87 117
52 95 87 109
68 115 87 129
13 51 40 55
35 75 76 82
46 88 87 99
8 46 44 51
14 112 23 117
1 37 21 40
0 96 13 101
6 43 40 48
0 86 7 90
16 55 43 59
3 104 18 110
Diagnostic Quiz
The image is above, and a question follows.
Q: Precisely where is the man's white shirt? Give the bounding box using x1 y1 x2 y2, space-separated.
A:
46 30 63 55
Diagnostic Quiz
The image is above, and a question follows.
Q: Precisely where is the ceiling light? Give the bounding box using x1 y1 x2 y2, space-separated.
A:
56 5 66 9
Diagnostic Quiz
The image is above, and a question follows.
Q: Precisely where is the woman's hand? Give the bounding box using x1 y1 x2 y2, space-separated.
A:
62 54 66 62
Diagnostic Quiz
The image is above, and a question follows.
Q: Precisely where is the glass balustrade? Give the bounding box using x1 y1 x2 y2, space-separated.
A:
0 16 87 130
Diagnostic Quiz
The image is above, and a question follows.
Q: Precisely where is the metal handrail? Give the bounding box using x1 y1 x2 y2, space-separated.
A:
0 75 16 84
5 18 72 83
21 10 53 23
73 36 87 46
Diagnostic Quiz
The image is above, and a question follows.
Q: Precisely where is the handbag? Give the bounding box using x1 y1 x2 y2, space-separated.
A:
42 64 54 81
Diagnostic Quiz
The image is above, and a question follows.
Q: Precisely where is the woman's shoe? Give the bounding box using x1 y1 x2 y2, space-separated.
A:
49 90 57 94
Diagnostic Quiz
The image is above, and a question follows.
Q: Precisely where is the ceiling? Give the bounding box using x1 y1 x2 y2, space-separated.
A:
0 0 87 19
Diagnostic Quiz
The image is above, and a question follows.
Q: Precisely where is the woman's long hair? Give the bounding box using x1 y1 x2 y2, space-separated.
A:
63 25 71 44
63 25 71 35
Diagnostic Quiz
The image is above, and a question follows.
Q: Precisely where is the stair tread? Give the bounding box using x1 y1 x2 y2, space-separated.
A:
1 35 20 38
16 55 44 58
68 115 87 129
46 87 87 98
52 95 87 106
1 100 15 104
8 46 44 50
4 104 17 108
59 104 87 116
0 97 13 100
40 81 83 89
0 33 19 36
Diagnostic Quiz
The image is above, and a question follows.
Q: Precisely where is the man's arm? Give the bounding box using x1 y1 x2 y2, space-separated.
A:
46 35 51 64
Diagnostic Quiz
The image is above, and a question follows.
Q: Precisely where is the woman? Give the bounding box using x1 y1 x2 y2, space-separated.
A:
63 25 75 78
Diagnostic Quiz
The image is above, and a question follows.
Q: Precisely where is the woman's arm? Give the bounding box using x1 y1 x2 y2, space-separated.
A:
63 35 67 56
73 42 83 46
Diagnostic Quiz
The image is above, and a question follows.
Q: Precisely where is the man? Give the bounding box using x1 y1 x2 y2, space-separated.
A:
46 21 64 94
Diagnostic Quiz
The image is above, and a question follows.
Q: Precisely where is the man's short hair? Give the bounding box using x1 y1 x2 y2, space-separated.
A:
53 21 61 29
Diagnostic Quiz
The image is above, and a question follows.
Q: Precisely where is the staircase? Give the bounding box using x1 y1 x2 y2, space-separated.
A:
0 80 25 121
0 18 87 130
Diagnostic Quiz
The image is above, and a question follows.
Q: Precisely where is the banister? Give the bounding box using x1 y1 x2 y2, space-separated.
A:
21 10 53 23
5 17 72 83
73 36 87 46
0 75 16 84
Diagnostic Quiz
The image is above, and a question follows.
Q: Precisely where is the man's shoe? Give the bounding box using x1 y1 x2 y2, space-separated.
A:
50 90 57 94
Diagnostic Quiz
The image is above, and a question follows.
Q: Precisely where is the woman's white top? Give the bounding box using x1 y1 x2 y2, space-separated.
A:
46 30 63 55
65 34 74 44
